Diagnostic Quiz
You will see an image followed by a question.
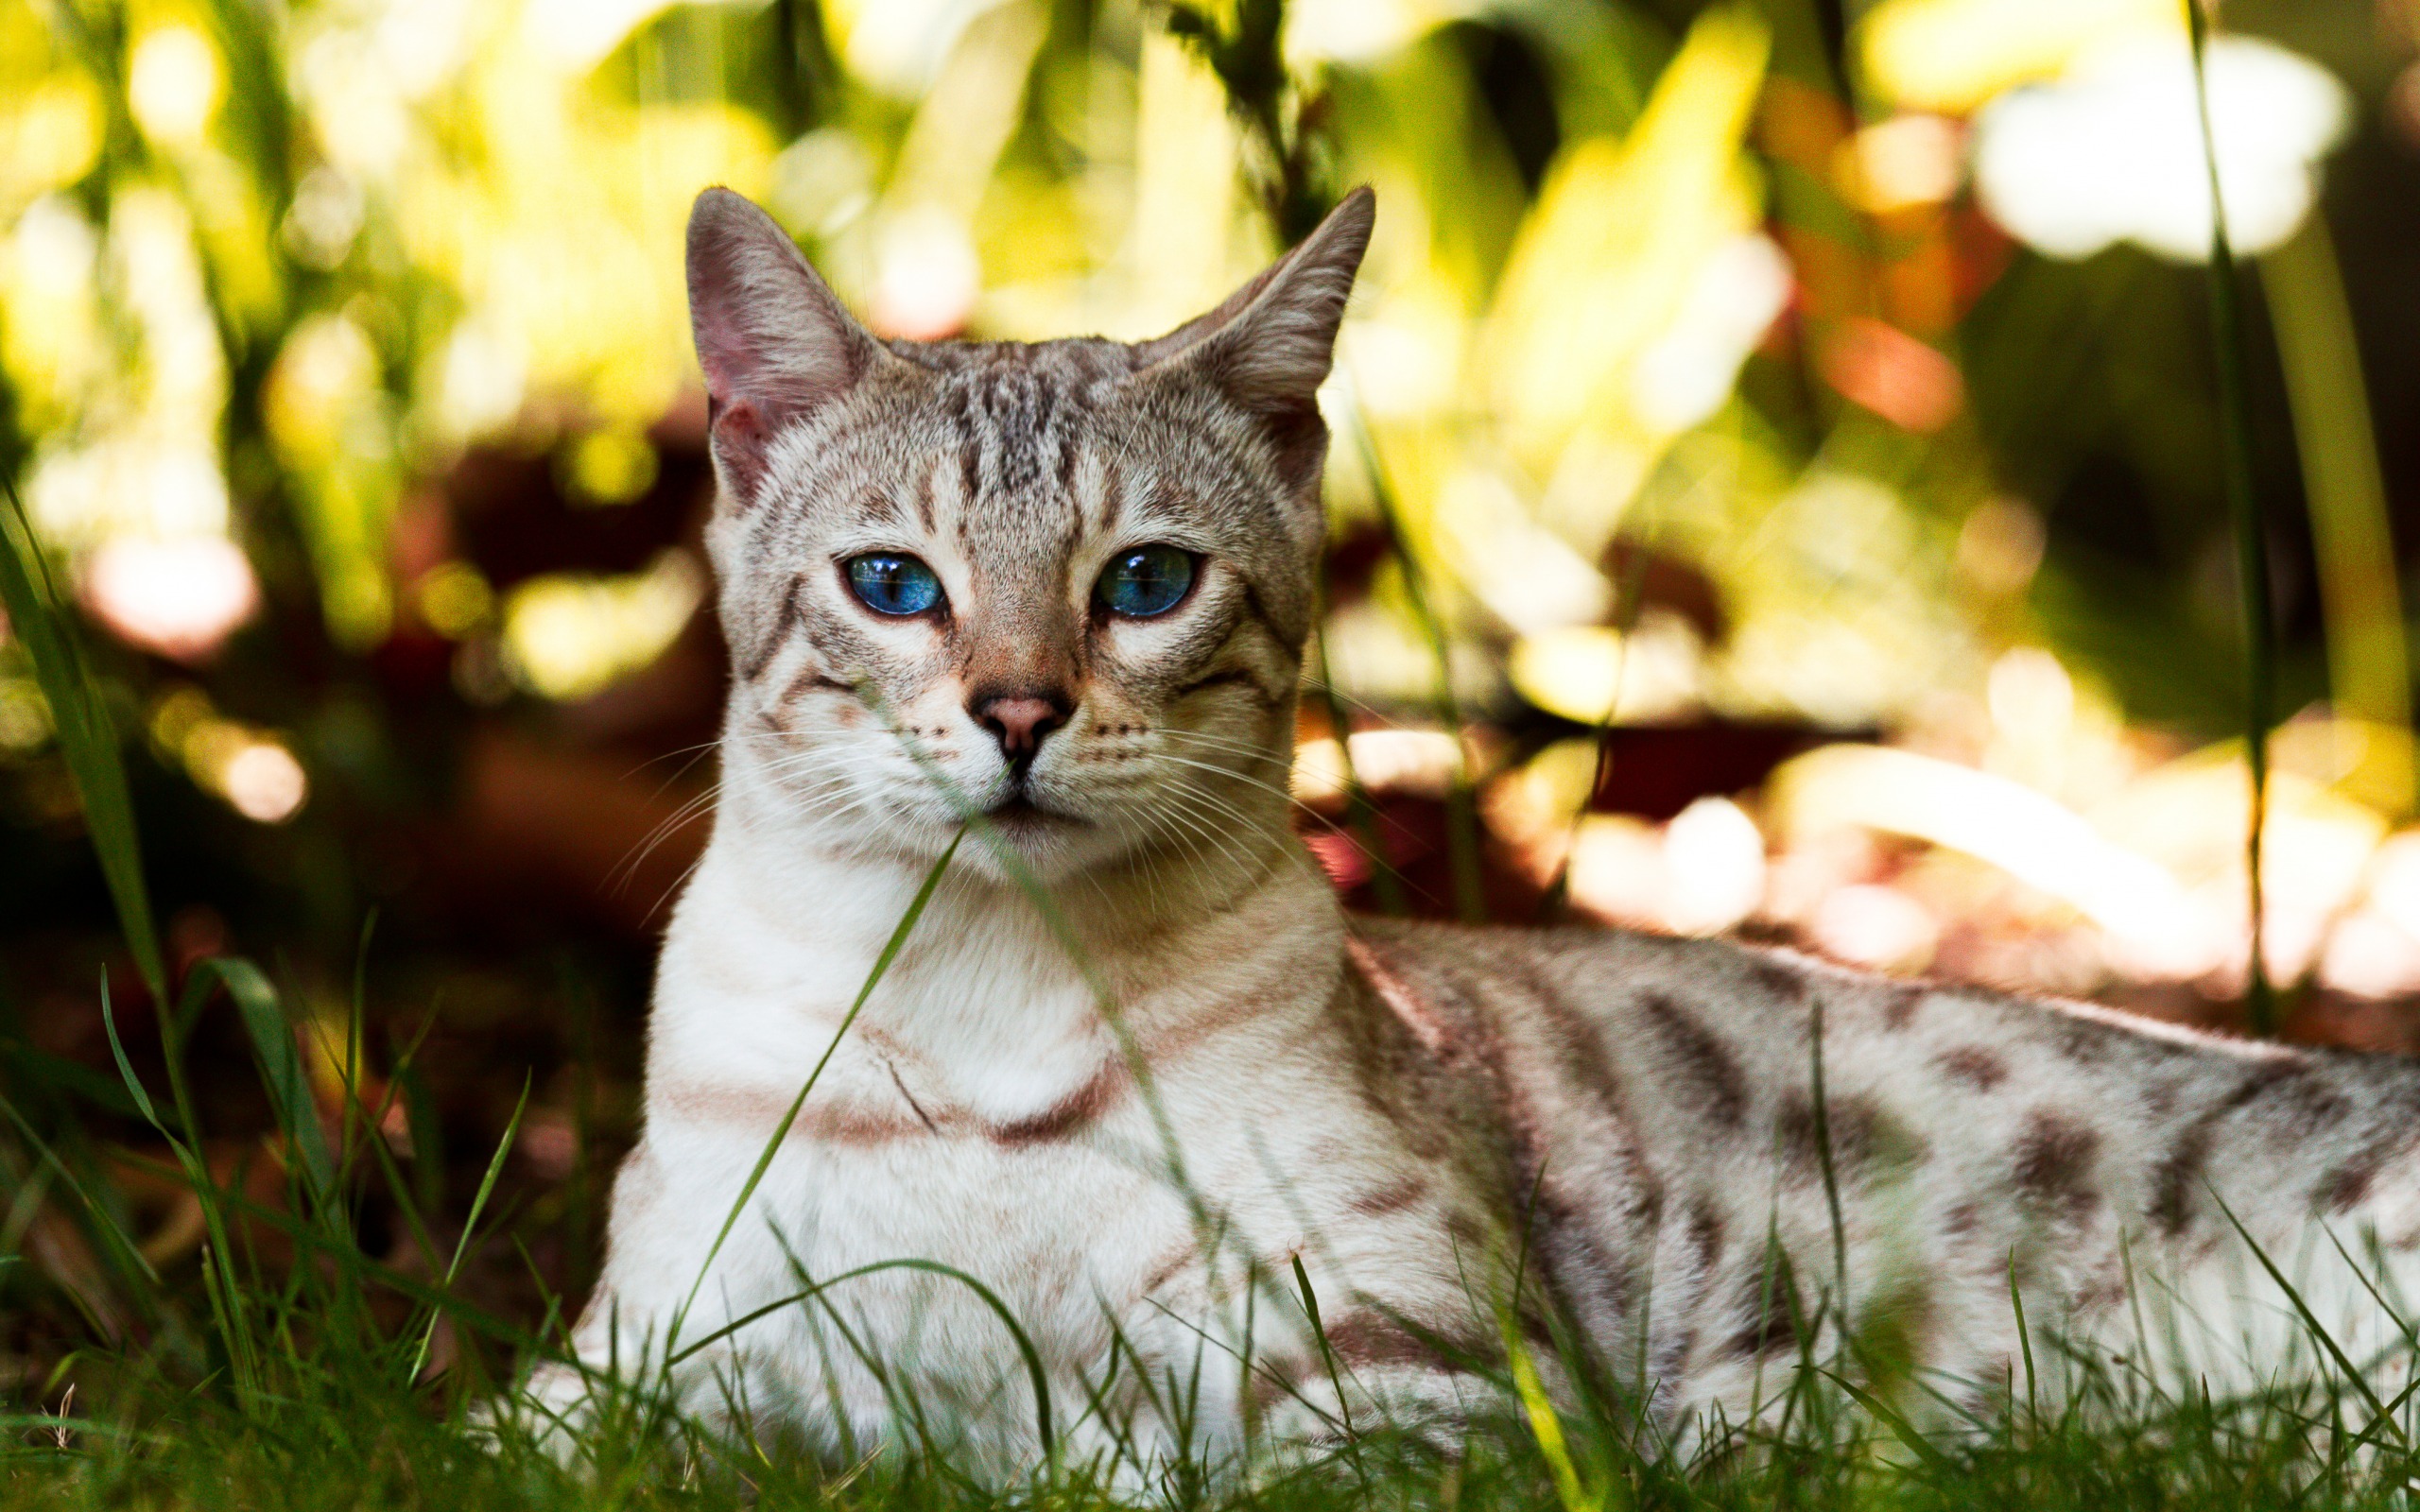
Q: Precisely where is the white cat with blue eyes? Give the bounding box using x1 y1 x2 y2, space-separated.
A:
520 184 2420 1484
519 185 1480 1473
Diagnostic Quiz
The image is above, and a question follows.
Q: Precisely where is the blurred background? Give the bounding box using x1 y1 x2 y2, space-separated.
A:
6 0 2420 1372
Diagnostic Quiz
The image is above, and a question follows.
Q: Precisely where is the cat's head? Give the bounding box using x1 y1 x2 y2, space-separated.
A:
686 185 1373 879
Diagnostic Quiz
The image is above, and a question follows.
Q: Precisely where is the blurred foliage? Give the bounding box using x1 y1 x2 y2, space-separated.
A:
8 0 2420 1417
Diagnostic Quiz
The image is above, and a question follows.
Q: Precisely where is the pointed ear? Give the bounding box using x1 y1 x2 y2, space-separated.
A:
1132 188 1373 493
687 187 881 509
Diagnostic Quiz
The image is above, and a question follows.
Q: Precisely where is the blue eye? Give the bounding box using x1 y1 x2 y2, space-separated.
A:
845 554 943 616
1096 545 1195 618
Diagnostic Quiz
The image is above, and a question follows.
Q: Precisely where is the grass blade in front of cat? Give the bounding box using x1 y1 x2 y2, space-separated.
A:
868 696 1331 1427
1505 1317 1598 1512
1288 1253 1367 1491
666 1254 1056 1456
666 826 965 1354
2206 1186 2391 1428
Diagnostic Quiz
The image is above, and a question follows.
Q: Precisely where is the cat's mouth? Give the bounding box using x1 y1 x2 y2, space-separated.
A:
984 794 1081 830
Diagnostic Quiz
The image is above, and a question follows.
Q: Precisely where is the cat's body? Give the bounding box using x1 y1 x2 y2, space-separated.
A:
527 186 2420 1474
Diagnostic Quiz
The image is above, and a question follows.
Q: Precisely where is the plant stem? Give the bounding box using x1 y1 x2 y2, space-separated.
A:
2260 217 2411 813
2184 0 2276 1035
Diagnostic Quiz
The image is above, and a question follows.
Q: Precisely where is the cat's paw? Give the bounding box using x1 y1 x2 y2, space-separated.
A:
465 1362 601 1463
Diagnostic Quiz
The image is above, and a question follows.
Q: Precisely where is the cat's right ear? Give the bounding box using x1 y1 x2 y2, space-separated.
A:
686 187 880 510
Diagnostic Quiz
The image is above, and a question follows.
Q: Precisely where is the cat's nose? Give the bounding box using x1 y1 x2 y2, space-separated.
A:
973 693 1069 763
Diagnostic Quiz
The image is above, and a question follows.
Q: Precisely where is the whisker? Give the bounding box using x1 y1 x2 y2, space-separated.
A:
1154 788 1281 884
610 785 725 894
1145 751 1354 839
1296 670 1390 724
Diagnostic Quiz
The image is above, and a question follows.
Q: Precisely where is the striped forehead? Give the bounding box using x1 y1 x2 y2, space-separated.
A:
753 335 1233 562
907 345 1143 550
942 364 1082 512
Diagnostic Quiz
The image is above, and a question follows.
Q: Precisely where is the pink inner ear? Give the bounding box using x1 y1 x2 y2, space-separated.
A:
711 399 774 510
694 307 763 407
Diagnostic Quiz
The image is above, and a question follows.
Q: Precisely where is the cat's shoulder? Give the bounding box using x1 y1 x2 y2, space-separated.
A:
1344 911 1856 1022
1340 910 2291 1068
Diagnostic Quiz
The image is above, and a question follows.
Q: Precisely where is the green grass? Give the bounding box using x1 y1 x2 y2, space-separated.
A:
16 1313 2420 1511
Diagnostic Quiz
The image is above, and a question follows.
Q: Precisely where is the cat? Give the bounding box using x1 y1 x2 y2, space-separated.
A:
517 184 2420 1478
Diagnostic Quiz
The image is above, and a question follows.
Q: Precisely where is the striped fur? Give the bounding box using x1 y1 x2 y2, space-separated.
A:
525 189 2420 1477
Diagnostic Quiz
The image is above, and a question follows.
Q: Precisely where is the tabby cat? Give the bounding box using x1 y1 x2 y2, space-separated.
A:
521 185 2420 1475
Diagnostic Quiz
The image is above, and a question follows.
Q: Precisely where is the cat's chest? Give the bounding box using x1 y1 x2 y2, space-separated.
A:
656 905 1126 1127
783 1125 1179 1280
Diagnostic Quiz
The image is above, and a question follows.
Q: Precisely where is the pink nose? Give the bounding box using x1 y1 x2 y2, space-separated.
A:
975 695 1067 760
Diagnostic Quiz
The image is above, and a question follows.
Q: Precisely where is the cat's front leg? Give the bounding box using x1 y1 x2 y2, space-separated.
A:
501 1132 856 1458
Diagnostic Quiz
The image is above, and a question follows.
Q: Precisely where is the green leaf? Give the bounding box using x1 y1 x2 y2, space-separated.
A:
0 482 166 1001
204 957 337 1202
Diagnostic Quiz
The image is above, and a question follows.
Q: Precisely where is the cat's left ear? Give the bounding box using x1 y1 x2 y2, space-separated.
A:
1133 187 1374 493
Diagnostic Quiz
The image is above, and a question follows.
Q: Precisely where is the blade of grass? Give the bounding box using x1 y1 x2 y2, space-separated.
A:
667 826 963 1351
2260 215 2411 810
2010 1257 2038 1426
1289 1253 1368 1494
869 697 1365 1428
351 1006 446 1269
1504 1315 1598 1512
109 1141 564 1364
2183 0 2276 1034
2206 1184 2389 1425
337 914 378 1194
1816 1367 1952 1472
0 477 270 1372
1806 1000 1850 1334
0 1091 161 1293
206 957 336 1206
1345 407 1487 922
664 1255 1054 1455
99 979 258 1402
0 481 165 1002
411 1074 530 1382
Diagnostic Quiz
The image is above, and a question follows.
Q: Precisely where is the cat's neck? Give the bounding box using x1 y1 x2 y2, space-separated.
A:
666 765 1343 1118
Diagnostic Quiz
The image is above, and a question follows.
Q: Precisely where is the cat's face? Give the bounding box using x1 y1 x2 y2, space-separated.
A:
685 187 1373 879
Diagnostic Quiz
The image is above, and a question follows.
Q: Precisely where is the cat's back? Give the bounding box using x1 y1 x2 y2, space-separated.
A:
1346 909 2303 1172
1348 911 2420 1420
